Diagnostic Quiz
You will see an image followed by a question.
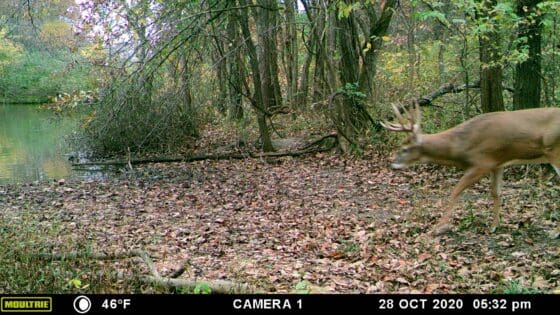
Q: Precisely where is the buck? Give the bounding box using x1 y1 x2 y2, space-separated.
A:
381 102 560 236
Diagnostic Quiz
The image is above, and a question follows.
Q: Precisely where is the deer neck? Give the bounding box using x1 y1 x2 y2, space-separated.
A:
418 133 465 167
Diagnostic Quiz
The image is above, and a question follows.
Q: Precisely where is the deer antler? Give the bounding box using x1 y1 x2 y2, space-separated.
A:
380 102 420 133
412 99 421 133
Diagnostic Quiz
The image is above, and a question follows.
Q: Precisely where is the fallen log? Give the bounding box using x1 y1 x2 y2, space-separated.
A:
72 144 335 167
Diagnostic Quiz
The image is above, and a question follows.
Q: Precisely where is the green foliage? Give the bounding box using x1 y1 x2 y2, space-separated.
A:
415 9 449 26
193 282 212 294
0 29 23 71
457 204 477 232
294 280 311 294
0 49 95 103
337 1 359 19
337 82 367 101
377 40 464 102
500 279 543 294
342 240 360 254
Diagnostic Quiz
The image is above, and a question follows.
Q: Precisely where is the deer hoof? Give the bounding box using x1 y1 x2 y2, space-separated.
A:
432 223 453 236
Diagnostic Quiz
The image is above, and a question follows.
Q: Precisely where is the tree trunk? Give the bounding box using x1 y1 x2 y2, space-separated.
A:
405 3 417 91
237 0 274 152
304 0 337 104
284 0 299 109
310 2 328 103
336 6 371 144
296 33 314 108
478 0 504 113
338 15 360 86
357 0 397 98
431 1 449 85
513 0 542 109
226 10 244 120
211 38 228 114
256 0 282 110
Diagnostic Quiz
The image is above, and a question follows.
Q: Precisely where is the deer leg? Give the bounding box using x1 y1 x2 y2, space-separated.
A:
541 140 560 175
490 167 504 233
548 161 560 239
433 166 490 235
548 162 560 239
552 163 560 177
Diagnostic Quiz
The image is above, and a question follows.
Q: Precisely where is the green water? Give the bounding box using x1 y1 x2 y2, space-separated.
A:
0 104 78 184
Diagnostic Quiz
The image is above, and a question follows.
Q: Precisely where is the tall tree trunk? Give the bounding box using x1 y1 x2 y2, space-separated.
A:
237 0 273 152
336 5 375 145
284 0 299 109
226 10 244 120
405 3 417 91
310 2 328 103
513 0 542 109
256 0 282 110
478 0 504 113
433 2 450 85
304 0 337 103
338 14 360 86
179 54 195 127
358 0 397 98
296 29 314 107
211 39 228 114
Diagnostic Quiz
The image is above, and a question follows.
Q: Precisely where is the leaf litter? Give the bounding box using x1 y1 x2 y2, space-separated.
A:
0 153 559 293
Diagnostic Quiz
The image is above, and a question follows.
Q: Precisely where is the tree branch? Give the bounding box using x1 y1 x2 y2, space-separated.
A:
36 249 257 294
416 79 513 106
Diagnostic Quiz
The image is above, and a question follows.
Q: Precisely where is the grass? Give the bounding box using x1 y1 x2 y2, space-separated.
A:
0 204 146 293
499 279 544 294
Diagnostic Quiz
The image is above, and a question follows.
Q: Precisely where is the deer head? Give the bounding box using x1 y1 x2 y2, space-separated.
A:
380 101 424 169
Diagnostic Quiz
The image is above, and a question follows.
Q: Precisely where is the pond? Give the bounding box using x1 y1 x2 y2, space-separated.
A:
0 104 111 184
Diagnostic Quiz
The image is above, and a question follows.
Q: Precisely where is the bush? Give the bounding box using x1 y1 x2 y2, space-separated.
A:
79 74 198 157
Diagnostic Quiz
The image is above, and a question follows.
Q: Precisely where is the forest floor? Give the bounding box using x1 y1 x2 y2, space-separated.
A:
1 152 559 293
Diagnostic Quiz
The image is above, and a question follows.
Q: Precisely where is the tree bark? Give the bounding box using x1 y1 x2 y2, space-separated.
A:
513 0 542 109
296 33 314 108
357 0 397 98
226 11 244 120
211 38 228 114
256 0 282 110
284 0 299 108
405 4 417 91
338 14 360 85
72 146 336 167
237 0 274 152
303 0 337 103
478 0 504 113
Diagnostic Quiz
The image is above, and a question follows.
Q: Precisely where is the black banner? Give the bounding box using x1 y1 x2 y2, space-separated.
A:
0 294 557 314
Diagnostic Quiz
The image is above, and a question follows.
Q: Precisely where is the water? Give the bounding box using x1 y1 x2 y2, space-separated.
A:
0 104 110 184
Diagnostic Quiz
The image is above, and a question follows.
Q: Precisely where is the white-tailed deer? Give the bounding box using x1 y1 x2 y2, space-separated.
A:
381 102 560 235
